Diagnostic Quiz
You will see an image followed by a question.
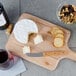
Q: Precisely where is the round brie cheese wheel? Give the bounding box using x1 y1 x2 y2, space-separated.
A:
13 19 38 44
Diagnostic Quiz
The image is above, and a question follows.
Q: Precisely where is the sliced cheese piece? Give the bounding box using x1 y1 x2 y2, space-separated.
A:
23 46 30 54
51 27 59 35
54 38 64 48
55 30 64 35
55 33 64 39
51 27 64 36
53 29 64 36
34 34 43 45
13 19 38 44
52 27 60 31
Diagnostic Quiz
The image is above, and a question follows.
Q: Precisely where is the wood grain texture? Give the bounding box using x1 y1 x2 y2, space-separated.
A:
6 13 76 71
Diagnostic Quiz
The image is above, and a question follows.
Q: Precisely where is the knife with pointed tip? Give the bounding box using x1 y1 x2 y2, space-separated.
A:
26 50 67 57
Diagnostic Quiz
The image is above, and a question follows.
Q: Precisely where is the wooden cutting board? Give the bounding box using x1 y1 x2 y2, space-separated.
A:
6 13 76 71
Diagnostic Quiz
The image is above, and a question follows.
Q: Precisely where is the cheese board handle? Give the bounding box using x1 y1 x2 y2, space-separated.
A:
43 50 68 58
43 49 76 62
66 49 76 61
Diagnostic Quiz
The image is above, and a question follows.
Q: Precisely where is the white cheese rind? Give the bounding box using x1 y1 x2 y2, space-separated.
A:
13 19 38 44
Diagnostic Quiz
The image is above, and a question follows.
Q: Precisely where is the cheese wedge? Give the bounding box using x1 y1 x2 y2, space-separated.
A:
23 46 30 54
13 19 38 44
54 30 64 35
34 34 43 45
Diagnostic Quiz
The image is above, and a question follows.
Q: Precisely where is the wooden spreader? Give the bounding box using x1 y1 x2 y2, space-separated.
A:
6 13 76 71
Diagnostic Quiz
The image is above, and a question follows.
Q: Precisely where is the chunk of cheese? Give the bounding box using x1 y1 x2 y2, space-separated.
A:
23 46 30 54
34 34 43 45
13 19 38 44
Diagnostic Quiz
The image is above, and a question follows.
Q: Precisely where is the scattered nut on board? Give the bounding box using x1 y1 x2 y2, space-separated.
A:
6 24 13 35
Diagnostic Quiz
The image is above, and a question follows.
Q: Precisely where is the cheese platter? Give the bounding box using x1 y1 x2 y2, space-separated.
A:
6 13 76 71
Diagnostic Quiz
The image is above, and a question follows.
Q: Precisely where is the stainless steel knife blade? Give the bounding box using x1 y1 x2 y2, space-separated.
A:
26 52 43 57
